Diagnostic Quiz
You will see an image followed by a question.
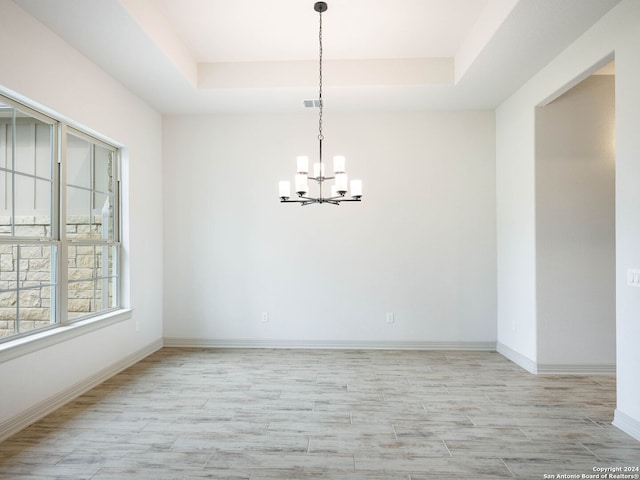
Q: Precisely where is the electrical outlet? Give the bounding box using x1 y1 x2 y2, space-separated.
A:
135 321 140 332
261 312 269 323
386 312 394 324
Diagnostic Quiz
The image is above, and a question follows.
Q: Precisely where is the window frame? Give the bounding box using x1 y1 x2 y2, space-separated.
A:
61 126 121 322
0 98 59 240
0 92 124 346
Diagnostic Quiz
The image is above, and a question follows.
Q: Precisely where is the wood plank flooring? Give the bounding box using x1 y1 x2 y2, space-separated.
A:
0 348 638 479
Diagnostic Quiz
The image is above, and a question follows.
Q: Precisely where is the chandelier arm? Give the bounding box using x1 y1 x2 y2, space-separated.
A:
280 197 357 205
308 176 335 181
298 194 319 202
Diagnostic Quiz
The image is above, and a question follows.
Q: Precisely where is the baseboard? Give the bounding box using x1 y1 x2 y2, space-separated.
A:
163 337 496 351
0 338 163 443
536 363 616 375
496 343 616 375
496 341 537 373
613 409 640 442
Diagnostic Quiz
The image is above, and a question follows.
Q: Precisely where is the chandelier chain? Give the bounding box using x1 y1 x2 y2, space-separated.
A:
318 9 324 142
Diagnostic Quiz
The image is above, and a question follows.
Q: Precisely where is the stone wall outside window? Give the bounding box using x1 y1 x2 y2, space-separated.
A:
0 215 110 337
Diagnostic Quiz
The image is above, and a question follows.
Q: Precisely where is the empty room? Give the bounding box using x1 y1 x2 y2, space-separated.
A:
1 0 639 478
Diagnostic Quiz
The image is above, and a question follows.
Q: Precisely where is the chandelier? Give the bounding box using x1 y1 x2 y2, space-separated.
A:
278 1 363 206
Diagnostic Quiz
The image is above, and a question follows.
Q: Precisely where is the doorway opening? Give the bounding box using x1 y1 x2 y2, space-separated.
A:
534 60 616 373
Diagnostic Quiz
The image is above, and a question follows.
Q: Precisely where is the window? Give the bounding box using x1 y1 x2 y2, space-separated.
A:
0 94 121 343
65 129 119 320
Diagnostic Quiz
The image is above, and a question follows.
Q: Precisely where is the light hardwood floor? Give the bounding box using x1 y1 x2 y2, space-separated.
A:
0 348 638 479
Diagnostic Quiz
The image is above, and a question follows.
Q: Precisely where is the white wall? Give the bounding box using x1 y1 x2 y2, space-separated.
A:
496 95 538 366
496 0 640 437
163 111 496 347
0 0 163 427
535 75 616 368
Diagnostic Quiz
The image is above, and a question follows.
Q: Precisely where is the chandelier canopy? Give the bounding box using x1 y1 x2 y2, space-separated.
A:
278 1 363 206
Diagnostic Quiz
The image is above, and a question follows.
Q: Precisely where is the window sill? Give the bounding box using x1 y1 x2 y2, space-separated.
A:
0 309 133 364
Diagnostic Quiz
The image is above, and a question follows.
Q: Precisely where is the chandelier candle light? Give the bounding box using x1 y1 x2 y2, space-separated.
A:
278 1 363 206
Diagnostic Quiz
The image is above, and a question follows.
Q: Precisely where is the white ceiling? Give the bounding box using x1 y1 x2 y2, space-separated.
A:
157 0 489 62
15 0 622 114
